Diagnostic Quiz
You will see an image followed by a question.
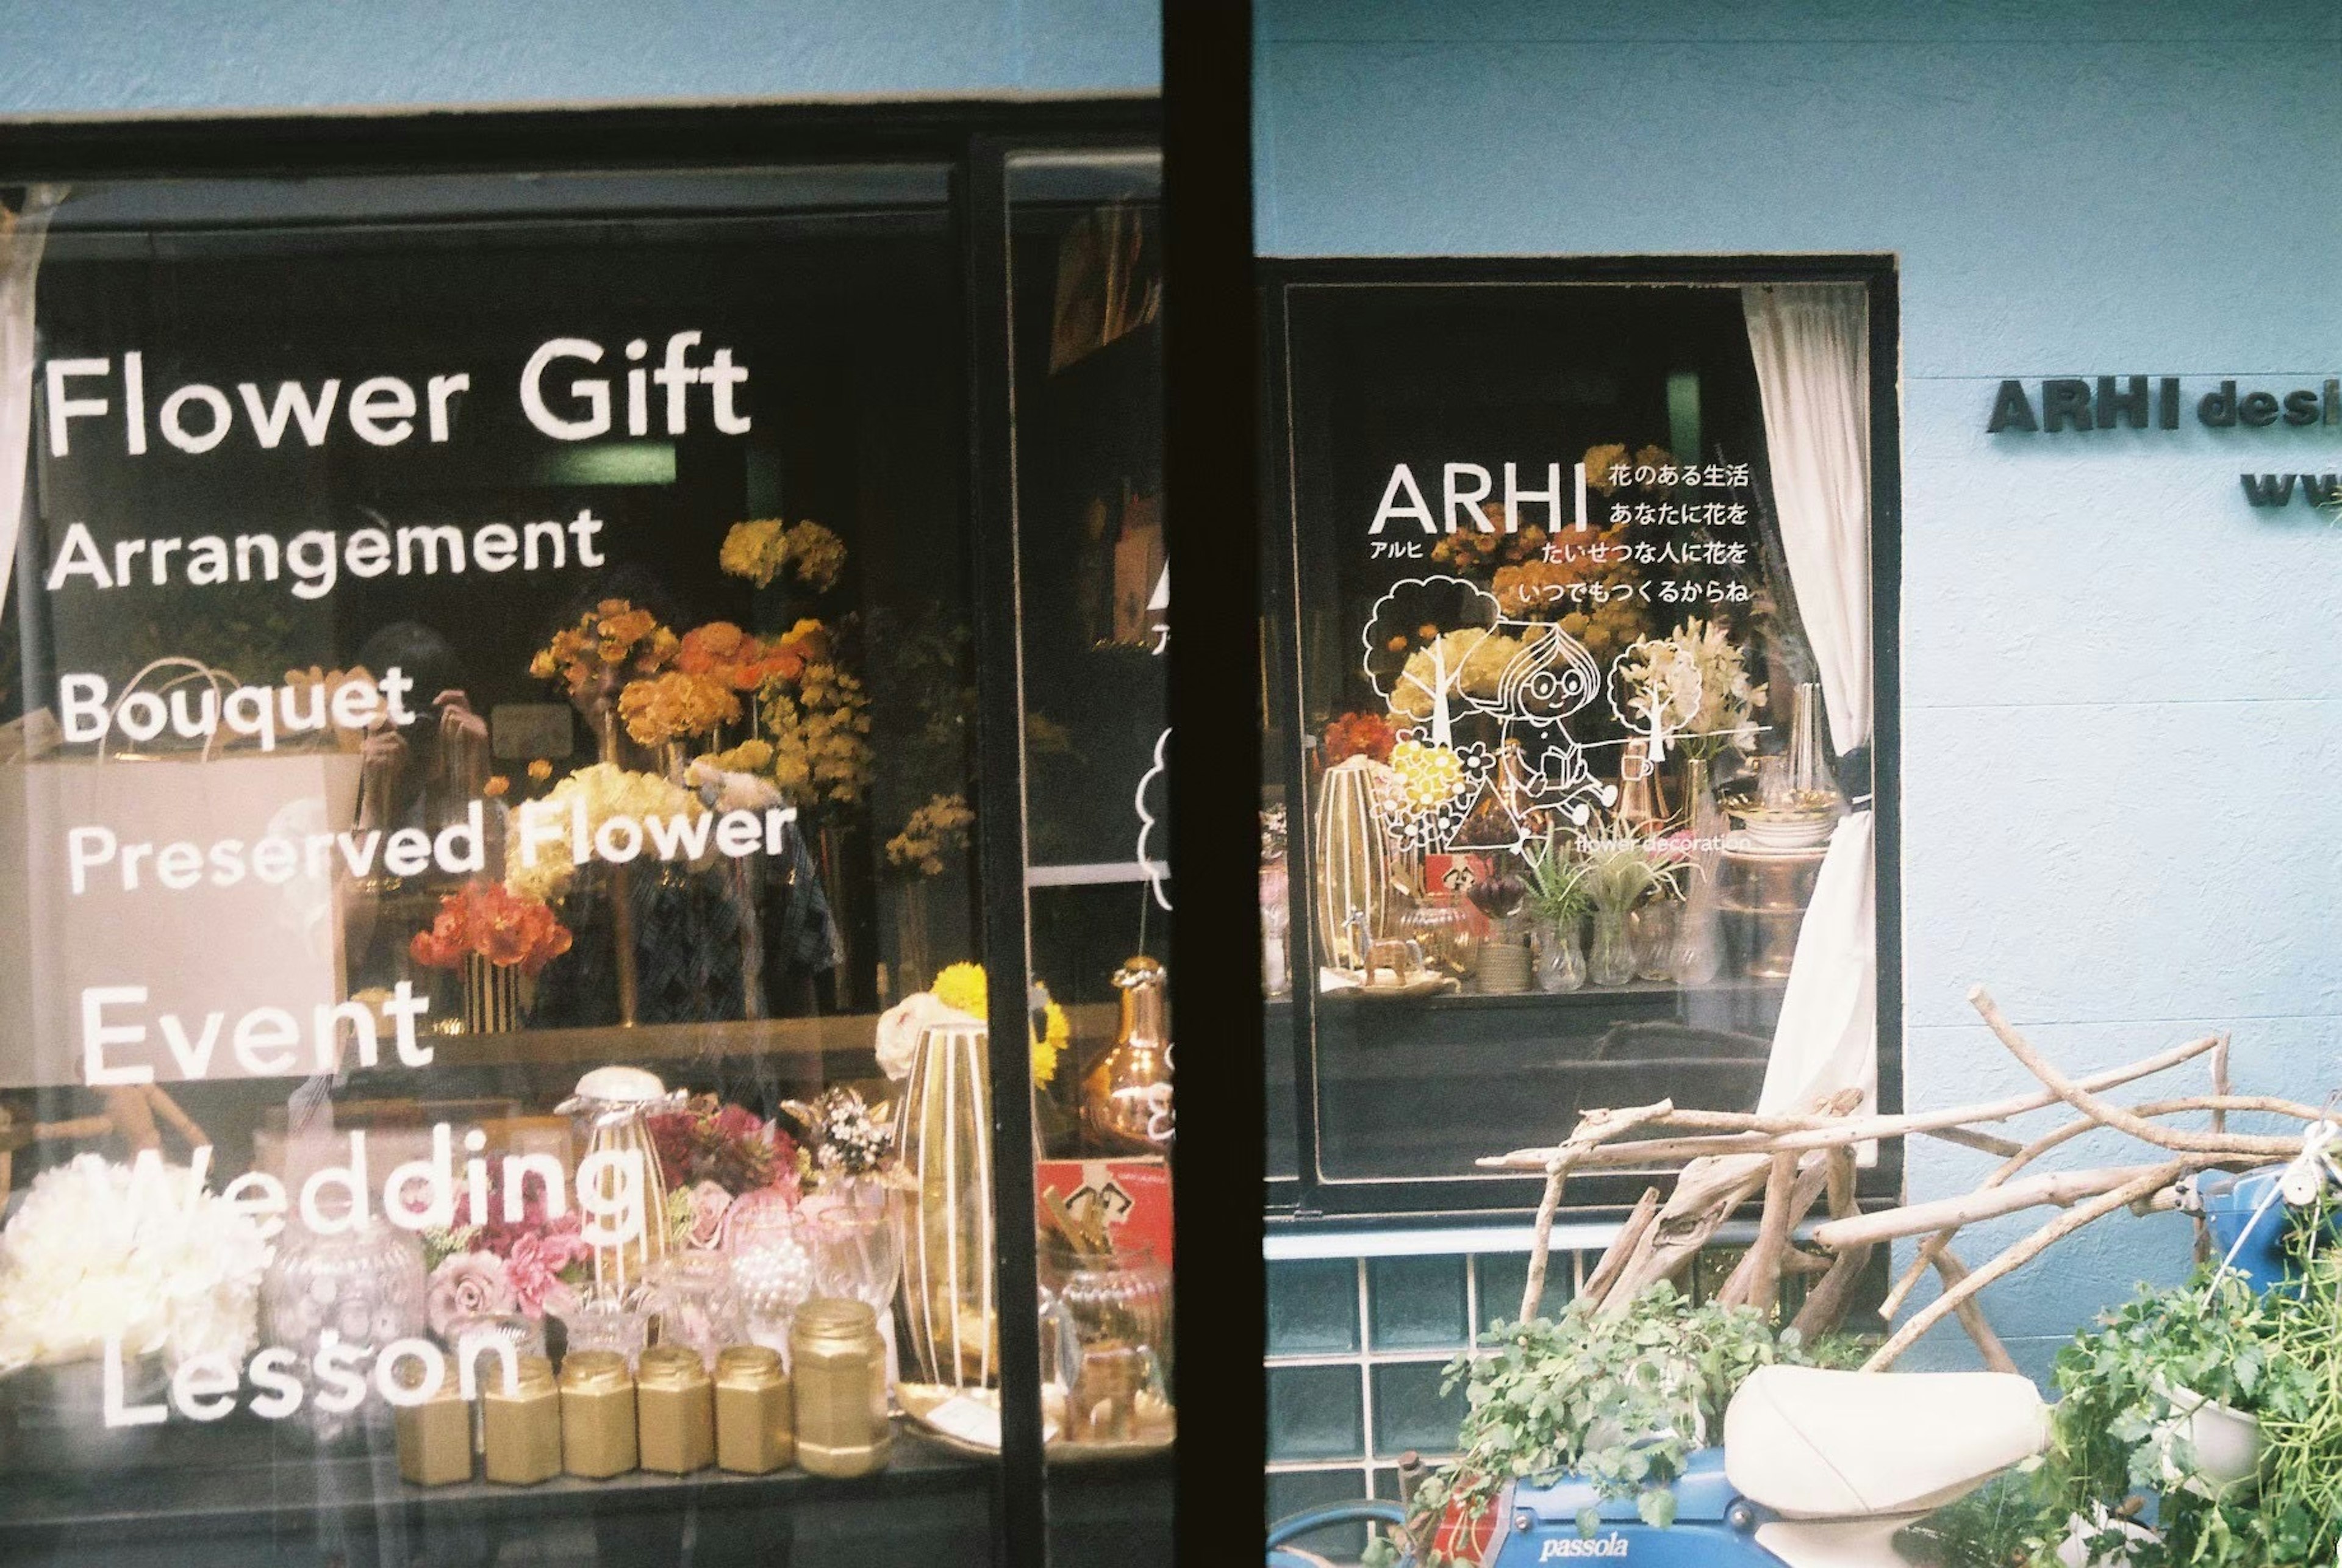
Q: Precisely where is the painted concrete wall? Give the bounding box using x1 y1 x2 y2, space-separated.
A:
1258 0 2342 1373
0 0 1156 113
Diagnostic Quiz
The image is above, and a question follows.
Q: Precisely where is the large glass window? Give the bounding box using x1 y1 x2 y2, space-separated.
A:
1261 262 1899 1218
0 118 1166 1568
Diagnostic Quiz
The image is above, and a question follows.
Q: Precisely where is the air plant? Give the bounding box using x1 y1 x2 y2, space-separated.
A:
1522 836 1594 929
1575 814 1683 917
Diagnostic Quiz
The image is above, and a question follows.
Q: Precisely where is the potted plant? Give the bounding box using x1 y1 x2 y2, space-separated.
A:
1369 1283 1852 1565
1522 836 1591 993
1575 817 1681 987
2033 1256 2342 1567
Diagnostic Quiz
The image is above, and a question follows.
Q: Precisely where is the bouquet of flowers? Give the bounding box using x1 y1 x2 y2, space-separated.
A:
504 762 706 903
409 881 574 975
529 598 679 709
718 518 847 593
780 1087 905 1189
421 1170 594 1333
757 657 873 807
884 792 975 877
0 1155 271 1372
1320 711 1397 768
674 620 817 692
617 669 742 747
1617 617 1762 761
645 1095 805 1251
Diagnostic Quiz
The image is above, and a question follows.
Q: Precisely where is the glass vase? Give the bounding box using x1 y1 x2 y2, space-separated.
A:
1630 900 1679 981
1533 921 1586 993
1672 755 1726 985
642 1251 749 1372
1588 908 1634 987
725 1192 816 1352
262 1220 428 1444
1399 890 1480 981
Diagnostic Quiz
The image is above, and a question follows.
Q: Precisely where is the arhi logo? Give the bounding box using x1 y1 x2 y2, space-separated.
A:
1538 1537 1628 1562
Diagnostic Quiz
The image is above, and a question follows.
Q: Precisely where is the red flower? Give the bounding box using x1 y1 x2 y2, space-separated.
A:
407 882 573 976
1322 711 1397 767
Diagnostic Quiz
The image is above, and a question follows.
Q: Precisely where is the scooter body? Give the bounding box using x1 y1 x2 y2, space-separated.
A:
1483 1448 1783 1566
1478 1367 2051 1568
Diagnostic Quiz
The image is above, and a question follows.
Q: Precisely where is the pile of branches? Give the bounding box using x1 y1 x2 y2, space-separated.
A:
1481 985 2321 1369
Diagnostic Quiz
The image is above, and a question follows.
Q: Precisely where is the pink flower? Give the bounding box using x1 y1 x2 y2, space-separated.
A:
501 1233 581 1319
685 1180 734 1250
426 1251 518 1337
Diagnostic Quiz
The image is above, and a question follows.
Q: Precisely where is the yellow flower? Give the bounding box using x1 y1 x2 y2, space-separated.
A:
1388 739 1467 811
505 764 703 903
526 758 553 782
928 962 1067 1086
706 737 774 773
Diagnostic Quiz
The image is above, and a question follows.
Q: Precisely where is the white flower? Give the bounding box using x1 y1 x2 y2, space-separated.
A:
0 1154 271 1371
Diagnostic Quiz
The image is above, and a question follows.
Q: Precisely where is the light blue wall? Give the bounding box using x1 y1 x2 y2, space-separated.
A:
1259 0 2342 1375
0 0 1156 113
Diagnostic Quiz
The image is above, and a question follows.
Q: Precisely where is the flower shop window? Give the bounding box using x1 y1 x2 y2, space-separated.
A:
0 106 1166 1568
1260 259 1902 1219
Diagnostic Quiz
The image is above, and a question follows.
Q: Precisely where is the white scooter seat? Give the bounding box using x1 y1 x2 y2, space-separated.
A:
1724 1366 2048 1519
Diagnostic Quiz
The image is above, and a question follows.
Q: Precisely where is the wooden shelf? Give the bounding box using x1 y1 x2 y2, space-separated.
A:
0 1004 1119 1092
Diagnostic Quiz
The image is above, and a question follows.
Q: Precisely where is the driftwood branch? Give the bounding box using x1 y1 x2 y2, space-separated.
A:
1716 1152 1803 1310
1931 1250 2018 1375
1519 1100 1673 1321
1866 1162 2187 1370
1477 1032 2224 1173
1970 988 2297 1156
1580 1187 1662 1305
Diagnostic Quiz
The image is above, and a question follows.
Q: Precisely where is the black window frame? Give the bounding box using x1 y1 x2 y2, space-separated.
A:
0 96 1164 1568
1258 253 1905 1229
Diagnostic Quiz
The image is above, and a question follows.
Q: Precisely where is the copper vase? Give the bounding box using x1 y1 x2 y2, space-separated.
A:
1081 956 1173 1155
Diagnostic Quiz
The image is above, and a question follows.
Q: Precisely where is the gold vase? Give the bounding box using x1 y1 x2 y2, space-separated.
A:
1081 955 1173 1155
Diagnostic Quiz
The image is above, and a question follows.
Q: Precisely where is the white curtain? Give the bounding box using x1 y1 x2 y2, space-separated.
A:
1 186 65 617
1741 282 1880 1117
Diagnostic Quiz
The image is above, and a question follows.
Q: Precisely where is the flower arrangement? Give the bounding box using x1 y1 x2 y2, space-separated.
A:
783 1087 900 1184
1320 711 1397 768
504 762 704 903
885 792 976 876
644 1095 803 1253
648 1095 800 1202
0 1155 271 1372
930 961 1070 1087
616 668 742 748
420 1171 592 1331
1522 836 1593 929
408 881 575 975
1385 628 1523 728
529 598 679 707
718 518 847 593
758 659 874 807
674 621 812 692
1617 617 1761 760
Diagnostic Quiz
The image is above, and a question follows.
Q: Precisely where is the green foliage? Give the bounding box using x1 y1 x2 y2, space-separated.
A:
2028 1244 2342 1568
1522 836 1592 929
1894 1474 2044 1568
1397 1283 1848 1564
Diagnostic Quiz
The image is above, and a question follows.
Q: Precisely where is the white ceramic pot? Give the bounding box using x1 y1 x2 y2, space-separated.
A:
2155 1378 2261 1498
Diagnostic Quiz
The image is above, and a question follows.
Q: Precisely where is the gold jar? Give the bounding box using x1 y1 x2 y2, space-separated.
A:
482 1355 562 1485
395 1375 474 1486
636 1344 715 1475
560 1349 639 1478
790 1298 892 1478
714 1344 795 1474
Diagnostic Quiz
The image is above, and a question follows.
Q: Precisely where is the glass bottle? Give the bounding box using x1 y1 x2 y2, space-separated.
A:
1786 681 1835 807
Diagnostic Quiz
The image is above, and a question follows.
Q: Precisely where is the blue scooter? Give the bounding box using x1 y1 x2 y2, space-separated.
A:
1267 1365 2049 1568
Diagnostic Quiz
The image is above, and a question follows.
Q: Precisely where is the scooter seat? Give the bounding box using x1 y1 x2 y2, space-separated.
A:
1724 1367 2047 1519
